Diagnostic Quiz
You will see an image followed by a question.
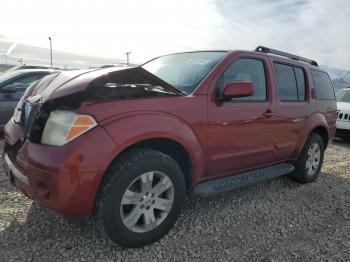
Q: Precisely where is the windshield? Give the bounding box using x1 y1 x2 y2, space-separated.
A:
336 89 350 102
142 51 227 94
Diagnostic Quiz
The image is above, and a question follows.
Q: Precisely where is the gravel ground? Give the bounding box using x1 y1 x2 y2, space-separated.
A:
0 139 350 262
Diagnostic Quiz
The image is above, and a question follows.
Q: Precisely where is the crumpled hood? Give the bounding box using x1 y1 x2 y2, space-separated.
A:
23 69 95 103
23 67 183 104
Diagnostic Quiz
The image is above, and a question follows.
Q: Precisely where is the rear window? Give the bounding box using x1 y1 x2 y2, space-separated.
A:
311 70 335 100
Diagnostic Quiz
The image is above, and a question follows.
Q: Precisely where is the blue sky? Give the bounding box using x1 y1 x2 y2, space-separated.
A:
0 0 349 68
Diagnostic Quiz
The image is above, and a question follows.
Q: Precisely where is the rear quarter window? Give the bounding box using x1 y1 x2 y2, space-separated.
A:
311 70 335 100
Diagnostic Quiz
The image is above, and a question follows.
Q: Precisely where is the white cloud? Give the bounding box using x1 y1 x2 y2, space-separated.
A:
211 0 350 69
0 0 349 68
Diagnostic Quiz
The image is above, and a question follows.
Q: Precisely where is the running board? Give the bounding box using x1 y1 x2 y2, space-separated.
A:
193 163 295 197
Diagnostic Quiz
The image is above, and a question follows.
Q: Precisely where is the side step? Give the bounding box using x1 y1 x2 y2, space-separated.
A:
193 163 295 197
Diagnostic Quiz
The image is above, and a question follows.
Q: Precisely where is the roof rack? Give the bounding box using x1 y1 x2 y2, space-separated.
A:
255 46 318 67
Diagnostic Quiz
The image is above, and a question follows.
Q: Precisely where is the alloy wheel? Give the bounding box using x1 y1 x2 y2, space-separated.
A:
306 143 321 176
120 171 174 233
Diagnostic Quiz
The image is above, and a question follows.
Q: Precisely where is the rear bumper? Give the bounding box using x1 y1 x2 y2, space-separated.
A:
2 121 117 218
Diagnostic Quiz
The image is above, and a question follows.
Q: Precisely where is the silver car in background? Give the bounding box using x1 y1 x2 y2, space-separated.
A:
0 69 56 132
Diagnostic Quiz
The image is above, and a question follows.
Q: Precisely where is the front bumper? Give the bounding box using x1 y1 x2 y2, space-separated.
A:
336 120 350 131
335 120 350 139
2 120 117 218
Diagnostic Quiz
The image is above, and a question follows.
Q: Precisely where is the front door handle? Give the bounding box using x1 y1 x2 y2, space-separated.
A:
263 110 276 118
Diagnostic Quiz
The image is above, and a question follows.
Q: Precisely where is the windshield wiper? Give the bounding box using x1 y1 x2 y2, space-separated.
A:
104 83 181 95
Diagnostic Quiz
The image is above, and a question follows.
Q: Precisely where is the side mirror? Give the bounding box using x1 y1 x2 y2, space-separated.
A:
0 85 17 94
221 81 254 100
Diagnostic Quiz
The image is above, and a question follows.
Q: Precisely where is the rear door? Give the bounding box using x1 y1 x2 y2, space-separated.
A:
0 73 47 129
272 60 313 161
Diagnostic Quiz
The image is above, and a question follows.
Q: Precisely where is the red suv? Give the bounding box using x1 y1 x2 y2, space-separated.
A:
2 46 336 247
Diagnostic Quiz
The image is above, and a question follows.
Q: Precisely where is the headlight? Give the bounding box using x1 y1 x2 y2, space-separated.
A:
41 110 97 146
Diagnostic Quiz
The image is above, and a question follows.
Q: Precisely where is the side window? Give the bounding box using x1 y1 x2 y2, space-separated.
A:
8 74 45 91
274 63 307 101
294 67 306 101
311 70 335 100
274 63 298 101
216 58 267 101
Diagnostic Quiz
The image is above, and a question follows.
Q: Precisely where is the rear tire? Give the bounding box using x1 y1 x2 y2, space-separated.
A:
290 134 324 184
96 148 186 248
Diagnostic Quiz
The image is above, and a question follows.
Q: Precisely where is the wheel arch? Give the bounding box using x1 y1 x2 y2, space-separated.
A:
294 121 330 161
92 136 194 217
99 111 205 183
310 125 329 148
108 137 194 189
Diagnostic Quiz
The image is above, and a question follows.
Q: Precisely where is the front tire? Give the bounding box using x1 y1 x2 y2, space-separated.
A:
96 148 186 248
291 134 325 184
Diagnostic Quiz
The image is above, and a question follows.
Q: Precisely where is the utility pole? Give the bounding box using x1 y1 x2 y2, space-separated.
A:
17 58 23 65
125 51 131 65
48 37 53 67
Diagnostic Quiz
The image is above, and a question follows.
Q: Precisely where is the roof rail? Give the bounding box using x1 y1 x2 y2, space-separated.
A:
255 46 318 67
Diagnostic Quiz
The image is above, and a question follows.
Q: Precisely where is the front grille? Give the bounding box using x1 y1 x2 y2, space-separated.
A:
24 103 42 138
12 99 33 127
14 100 42 138
23 102 33 124
337 110 350 121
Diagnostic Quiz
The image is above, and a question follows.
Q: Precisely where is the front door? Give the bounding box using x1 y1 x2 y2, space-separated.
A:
206 55 276 178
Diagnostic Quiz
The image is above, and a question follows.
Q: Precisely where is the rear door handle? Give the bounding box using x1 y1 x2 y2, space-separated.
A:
263 110 276 118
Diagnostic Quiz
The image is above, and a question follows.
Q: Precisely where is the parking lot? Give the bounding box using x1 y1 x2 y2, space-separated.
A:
0 138 349 261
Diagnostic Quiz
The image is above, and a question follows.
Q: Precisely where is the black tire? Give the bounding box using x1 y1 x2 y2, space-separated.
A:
96 148 186 248
290 133 324 184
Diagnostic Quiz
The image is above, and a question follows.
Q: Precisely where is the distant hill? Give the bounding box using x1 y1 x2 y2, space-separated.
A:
321 65 350 92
